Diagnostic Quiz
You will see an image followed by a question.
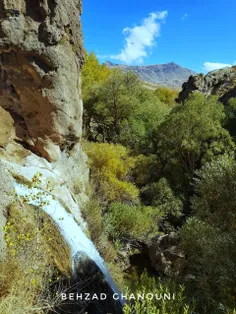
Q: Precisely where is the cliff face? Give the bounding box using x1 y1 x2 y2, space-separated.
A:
0 0 89 266
178 66 236 104
0 0 84 160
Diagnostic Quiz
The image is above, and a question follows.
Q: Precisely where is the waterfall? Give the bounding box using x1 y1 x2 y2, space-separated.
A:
3 157 124 308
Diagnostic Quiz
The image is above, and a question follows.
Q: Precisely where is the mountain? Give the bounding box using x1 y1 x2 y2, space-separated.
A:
105 61 196 89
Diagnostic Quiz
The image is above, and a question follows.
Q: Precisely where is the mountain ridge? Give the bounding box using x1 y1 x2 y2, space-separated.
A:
104 61 196 89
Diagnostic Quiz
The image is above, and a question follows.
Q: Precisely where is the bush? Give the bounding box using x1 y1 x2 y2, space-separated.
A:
123 271 195 314
179 155 236 312
84 142 139 203
0 205 60 314
104 202 161 240
141 178 183 231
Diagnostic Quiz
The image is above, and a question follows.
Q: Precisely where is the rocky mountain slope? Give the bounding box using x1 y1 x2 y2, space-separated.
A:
105 61 196 89
178 66 236 103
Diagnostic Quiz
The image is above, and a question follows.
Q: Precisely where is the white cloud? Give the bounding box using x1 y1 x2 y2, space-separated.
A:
181 13 188 20
203 62 233 72
110 11 168 64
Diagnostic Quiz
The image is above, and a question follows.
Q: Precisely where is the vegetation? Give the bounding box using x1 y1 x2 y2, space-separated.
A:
81 51 236 314
123 271 195 314
180 155 236 312
84 142 139 203
104 202 160 240
154 86 179 107
2 50 236 314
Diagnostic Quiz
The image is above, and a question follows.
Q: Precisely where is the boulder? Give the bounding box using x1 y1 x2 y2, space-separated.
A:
148 232 184 276
178 66 236 104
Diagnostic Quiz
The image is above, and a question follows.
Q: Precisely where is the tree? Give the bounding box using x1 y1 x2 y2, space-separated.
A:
82 50 110 92
156 93 235 191
84 142 139 203
120 90 170 153
154 86 179 107
82 51 111 139
104 202 160 240
92 69 141 142
180 155 236 312
123 271 195 314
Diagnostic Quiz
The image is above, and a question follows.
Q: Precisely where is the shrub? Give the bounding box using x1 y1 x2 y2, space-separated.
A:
0 174 68 313
104 202 161 240
123 271 195 314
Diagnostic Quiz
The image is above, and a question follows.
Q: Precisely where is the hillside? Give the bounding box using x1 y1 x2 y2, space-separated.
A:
105 61 196 89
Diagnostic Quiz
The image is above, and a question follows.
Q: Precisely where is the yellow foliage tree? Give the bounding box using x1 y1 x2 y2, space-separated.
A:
82 50 110 92
154 86 178 107
84 142 139 203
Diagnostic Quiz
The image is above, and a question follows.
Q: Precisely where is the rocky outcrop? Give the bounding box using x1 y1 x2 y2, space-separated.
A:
0 0 84 161
178 66 236 104
148 232 184 276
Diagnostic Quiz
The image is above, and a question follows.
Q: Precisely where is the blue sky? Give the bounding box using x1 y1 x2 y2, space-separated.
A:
82 0 235 73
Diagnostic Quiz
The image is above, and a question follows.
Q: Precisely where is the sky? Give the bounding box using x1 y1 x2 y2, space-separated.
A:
82 0 235 73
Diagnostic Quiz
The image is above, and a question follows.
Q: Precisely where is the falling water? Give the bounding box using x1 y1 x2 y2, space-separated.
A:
13 177 124 307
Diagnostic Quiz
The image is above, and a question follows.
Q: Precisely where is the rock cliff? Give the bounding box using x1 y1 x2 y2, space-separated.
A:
0 0 84 161
0 0 89 268
178 66 236 104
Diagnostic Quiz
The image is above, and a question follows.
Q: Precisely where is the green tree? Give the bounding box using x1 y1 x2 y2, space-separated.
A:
82 50 110 92
120 90 170 153
91 69 141 143
82 51 110 138
156 93 235 191
180 155 236 312
104 202 161 240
